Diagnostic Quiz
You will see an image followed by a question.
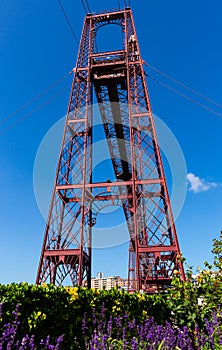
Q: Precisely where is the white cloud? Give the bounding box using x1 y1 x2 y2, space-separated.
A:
186 173 217 193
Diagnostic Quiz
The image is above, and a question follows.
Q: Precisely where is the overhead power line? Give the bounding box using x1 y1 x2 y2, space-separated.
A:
57 0 79 47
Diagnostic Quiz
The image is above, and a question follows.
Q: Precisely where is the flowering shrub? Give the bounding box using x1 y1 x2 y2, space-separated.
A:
0 303 64 349
0 278 222 350
0 283 173 348
78 305 222 349
0 234 221 348
164 234 222 331
1 302 222 349
0 274 222 349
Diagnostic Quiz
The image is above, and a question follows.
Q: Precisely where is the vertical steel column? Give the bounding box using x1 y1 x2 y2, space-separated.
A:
36 14 94 286
124 9 185 291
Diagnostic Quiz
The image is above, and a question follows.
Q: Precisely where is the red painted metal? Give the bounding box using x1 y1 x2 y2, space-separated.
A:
36 8 185 291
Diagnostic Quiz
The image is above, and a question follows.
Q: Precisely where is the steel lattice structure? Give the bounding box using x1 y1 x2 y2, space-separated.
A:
36 7 185 292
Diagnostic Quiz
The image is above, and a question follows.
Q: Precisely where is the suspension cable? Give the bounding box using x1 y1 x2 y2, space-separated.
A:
81 0 98 52
0 86 70 136
0 72 71 125
146 73 222 119
81 0 91 14
84 0 91 12
80 0 88 13
145 61 222 109
57 0 79 47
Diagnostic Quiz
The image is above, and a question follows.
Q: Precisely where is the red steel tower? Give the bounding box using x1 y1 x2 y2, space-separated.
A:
36 7 185 291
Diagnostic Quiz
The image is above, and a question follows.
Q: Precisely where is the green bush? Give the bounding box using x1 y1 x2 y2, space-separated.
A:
0 272 221 348
0 233 221 348
0 283 172 348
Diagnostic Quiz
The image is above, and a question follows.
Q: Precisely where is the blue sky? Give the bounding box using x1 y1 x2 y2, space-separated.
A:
0 0 222 284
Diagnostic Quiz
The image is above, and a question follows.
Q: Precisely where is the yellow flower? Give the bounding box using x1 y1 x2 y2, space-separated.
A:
137 293 145 301
112 305 117 312
142 310 147 317
71 293 78 301
28 311 47 331
65 286 79 301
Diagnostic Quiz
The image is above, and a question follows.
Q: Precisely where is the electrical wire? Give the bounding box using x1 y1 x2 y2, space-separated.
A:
117 0 121 10
57 0 79 47
146 73 222 118
145 61 222 110
0 85 70 136
0 72 71 125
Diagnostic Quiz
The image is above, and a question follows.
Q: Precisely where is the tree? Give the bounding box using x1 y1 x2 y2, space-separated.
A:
212 230 222 270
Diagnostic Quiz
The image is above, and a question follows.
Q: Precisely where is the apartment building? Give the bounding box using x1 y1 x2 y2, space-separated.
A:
91 272 129 290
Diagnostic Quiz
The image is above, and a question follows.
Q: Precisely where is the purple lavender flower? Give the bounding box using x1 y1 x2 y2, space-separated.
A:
114 316 122 337
131 336 138 350
99 302 106 332
163 320 176 348
128 318 136 330
21 334 29 347
101 302 105 320
205 318 215 349
39 338 45 346
55 335 64 349
45 335 51 346
122 327 128 350
29 335 36 350
107 315 112 337
178 326 194 350
90 329 99 349
144 318 155 343
137 323 144 344
200 331 207 347
0 304 64 350
92 308 97 327
1 301 222 349
212 310 221 344
82 311 88 335
101 333 108 348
